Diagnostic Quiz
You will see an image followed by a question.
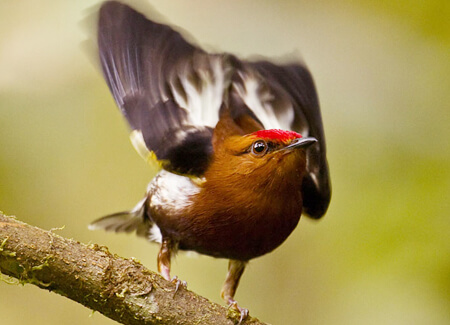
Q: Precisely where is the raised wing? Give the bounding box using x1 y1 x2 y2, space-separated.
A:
247 61 331 218
98 1 225 176
98 1 330 217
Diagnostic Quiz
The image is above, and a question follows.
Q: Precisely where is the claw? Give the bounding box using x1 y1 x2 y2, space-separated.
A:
228 299 249 324
238 308 249 324
171 276 187 297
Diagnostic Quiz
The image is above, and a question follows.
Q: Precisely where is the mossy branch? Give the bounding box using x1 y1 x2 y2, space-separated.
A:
0 213 266 325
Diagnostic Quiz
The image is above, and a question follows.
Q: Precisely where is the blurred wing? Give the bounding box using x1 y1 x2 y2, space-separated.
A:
243 60 331 219
98 1 227 176
98 2 330 217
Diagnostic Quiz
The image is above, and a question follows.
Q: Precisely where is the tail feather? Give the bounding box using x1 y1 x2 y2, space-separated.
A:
89 197 151 237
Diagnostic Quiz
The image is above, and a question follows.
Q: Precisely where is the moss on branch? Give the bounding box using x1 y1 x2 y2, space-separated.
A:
0 213 266 325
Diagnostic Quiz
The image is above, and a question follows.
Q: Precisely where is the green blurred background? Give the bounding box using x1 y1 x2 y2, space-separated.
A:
1 1 449 324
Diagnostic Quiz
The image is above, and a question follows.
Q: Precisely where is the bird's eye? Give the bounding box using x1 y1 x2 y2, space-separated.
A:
251 140 268 156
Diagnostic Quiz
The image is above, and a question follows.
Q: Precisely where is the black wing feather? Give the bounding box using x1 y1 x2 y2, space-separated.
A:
98 1 331 217
98 1 213 175
249 61 331 218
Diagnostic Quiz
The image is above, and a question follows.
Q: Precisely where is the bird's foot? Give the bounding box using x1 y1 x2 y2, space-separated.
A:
171 276 187 297
228 299 249 324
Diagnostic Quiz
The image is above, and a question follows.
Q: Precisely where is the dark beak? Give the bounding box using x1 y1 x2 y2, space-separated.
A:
284 137 317 150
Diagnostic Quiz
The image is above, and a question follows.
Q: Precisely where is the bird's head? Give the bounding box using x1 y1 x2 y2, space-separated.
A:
205 126 317 193
219 129 316 172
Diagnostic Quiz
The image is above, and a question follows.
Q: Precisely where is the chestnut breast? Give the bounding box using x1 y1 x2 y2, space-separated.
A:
177 148 306 260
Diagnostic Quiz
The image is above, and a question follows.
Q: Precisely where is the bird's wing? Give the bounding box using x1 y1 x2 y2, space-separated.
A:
98 1 228 176
98 2 331 217
235 60 331 219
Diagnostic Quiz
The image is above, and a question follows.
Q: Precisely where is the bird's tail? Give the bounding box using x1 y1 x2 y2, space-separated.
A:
88 197 151 238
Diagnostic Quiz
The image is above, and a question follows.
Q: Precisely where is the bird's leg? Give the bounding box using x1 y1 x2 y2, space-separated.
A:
157 238 186 295
157 238 173 281
221 260 249 323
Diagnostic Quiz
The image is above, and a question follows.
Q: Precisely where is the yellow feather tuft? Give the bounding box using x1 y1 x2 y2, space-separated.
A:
129 130 206 182
129 130 162 171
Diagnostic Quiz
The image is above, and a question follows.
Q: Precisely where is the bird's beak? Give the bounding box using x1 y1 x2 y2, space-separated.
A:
284 137 318 150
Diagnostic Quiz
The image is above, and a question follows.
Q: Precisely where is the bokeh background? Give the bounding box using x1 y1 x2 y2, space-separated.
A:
1 0 449 324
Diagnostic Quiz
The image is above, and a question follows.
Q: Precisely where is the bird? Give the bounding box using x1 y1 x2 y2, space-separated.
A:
89 1 331 322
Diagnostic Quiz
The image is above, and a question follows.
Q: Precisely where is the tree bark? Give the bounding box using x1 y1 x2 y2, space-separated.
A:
0 213 266 325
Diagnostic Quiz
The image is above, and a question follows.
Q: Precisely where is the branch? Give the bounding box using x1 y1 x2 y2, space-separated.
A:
0 213 266 325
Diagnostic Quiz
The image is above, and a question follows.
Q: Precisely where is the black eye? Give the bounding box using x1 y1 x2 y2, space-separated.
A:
251 140 268 156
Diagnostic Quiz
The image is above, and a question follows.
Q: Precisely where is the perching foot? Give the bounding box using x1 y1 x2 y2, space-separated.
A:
228 299 249 324
171 276 187 297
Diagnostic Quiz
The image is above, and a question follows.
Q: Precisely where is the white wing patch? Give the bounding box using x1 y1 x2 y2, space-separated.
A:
235 72 295 131
197 58 227 127
234 72 278 129
171 56 230 128
274 102 296 131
